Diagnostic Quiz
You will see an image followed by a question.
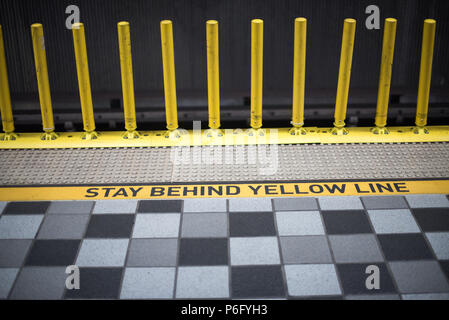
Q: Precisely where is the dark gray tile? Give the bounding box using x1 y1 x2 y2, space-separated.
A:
0 240 32 267
179 238 228 266
412 208 449 232
127 239 178 267
273 198 318 211
85 214 134 238
37 215 89 239
47 201 94 215
361 196 408 209
3 201 50 215
377 234 434 261
336 263 396 295
321 210 372 234
232 265 285 298
25 240 80 266
440 260 449 280
230 212 275 237
64 267 123 299
10 267 66 300
137 200 182 213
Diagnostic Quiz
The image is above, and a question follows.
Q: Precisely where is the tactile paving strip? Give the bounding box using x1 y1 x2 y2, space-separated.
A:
0 142 448 185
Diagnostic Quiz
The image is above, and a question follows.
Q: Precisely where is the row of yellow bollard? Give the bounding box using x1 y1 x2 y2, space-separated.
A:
0 18 438 141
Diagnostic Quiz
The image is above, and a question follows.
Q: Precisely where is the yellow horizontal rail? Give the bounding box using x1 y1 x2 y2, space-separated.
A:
0 126 448 149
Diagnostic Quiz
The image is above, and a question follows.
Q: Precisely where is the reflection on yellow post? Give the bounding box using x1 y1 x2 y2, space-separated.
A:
206 20 222 136
118 22 139 139
415 19 436 134
373 18 397 135
250 19 263 131
290 18 307 136
0 25 17 141
72 22 98 140
332 18 356 136
31 24 58 140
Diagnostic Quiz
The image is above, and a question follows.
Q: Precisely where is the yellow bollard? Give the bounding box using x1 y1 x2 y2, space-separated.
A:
290 17 307 136
118 22 139 139
0 25 17 141
160 20 180 135
205 20 222 136
250 19 263 131
373 18 397 134
31 23 58 140
415 19 436 134
332 18 356 135
72 22 98 140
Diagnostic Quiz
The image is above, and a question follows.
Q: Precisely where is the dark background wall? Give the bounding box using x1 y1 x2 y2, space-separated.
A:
0 0 448 130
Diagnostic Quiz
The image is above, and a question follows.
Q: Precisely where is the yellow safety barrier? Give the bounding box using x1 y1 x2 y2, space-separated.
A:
415 19 436 134
118 21 139 139
250 19 263 132
373 18 397 134
31 24 58 140
206 20 222 136
0 25 16 141
290 17 307 136
332 18 356 135
72 22 98 140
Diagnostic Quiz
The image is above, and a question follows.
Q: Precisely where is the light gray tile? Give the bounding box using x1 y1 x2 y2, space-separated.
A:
273 198 318 211
275 211 324 236
389 261 449 293
120 267 175 299
176 266 229 298
183 199 227 213
229 198 272 212
0 240 32 267
0 268 19 299
367 209 420 234
280 236 332 264
47 201 94 215
76 239 129 266
182 213 227 238
285 264 341 296
329 235 383 263
230 237 280 265
345 294 400 300
0 215 43 239
425 232 449 260
406 194 449 208
93 200 138 214
9 267 66 300
127 239 178 267
37 215 89 239
0 202 7 215
133 214 180 238
402 293 449 300
318 196 363 210
361 196 408 209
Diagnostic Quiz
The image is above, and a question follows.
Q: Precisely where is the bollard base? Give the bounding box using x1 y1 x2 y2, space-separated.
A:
331 127 348 136
246 128 266 137
371 126 390 135
122 130 140 139
82 131 99 140
204 128 224 138
40 131 58 141
165 128 188 139
0 132 18 141
413 126 429 135
289 127 307 136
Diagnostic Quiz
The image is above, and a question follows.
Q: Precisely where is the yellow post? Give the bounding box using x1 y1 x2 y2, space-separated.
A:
118 21 139 139
332 18 356 135
160 20 179 133
31 23 58 140
415 19 436 134
72 22 98 140
250 19 263 131
290 17 307 135
206 20 221 135
0 25 17 141
373 18 397 134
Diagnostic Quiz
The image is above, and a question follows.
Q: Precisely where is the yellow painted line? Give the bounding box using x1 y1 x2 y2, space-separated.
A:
0 126 448 149
1 180 449 201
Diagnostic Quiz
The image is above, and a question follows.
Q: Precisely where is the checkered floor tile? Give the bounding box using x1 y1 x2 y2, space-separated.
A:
1 195 449 300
